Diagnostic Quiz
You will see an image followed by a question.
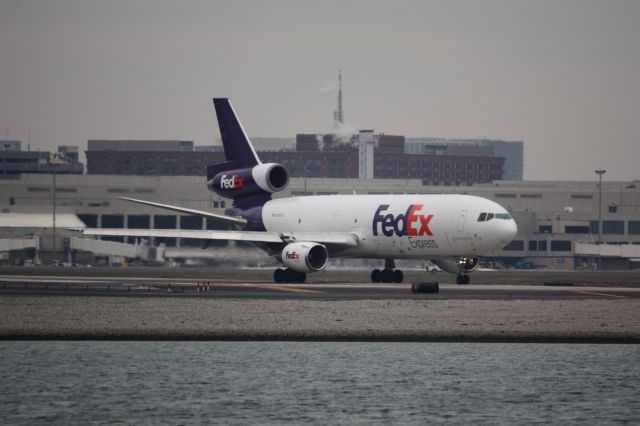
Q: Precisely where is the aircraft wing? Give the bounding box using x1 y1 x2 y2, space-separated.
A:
76 228 360 247
118 197 247 228
279 232 359 247
79 228 282 243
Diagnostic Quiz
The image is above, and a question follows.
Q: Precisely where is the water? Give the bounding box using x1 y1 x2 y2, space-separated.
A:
0 342 639 425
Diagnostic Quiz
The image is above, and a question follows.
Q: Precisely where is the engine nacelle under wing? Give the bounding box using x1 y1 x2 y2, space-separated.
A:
432 257 479 275
281 242 328 273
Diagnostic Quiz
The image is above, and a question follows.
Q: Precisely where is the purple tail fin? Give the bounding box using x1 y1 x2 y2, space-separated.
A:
207 98 261 181
207 98 273 214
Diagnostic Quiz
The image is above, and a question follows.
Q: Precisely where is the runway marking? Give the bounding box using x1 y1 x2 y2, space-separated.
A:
573 290 627 299
252 284 323 295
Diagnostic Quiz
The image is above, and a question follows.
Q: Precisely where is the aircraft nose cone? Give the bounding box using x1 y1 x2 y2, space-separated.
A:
499 219 518 243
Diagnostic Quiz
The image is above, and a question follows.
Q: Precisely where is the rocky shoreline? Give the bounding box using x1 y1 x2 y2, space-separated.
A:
1 295 639 343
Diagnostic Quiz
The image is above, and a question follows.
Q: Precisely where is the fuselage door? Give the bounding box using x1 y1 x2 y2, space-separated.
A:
457 209 468 232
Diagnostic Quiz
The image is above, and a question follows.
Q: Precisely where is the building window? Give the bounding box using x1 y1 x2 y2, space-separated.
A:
528 240 537 251
78 214 98 228
101 214 124 228
603 220 624 235
180 215 203 230
128 215 150 229
539 225 552 233
520 194 542 198
550 240 572 251
503 240 524 251
154 215 176 229
55 187 77 193
206 218 229 231
153 214 176 247
571 194 593 199
26 187 50 192
590 221 599 234
495 194 517 198
629 221 640 235
538 241 547 251
564 225 590 234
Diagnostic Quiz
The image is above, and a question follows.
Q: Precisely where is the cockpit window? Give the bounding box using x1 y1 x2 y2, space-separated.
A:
478 212 512 221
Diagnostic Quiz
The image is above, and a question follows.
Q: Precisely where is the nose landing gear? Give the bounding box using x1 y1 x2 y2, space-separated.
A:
456 274 470 285
371 259 404 283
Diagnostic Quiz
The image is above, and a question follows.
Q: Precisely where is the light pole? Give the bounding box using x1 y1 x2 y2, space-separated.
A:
303 164 309 194
595 169 606 270
50 154 58 264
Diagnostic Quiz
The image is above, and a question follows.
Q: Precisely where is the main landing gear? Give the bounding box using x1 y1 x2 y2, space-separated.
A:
274 268 306 283
456 274 470 285
371 259 404 283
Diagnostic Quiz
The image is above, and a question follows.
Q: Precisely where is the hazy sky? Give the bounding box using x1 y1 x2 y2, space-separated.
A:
1 0 639 181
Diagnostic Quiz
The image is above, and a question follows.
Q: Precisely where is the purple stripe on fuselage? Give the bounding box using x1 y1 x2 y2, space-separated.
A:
225 205 266 231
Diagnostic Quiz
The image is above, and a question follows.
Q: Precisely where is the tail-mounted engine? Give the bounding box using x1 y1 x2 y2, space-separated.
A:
208 163 289 199
281 242 328 273
432 257 479 275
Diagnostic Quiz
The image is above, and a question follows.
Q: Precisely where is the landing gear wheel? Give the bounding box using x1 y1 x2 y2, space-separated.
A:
372 260 404 284
278 268 306 283
284 268 296 283
456 274 470 285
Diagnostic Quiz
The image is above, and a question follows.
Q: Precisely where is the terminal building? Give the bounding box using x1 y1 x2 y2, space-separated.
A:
84 134 508 185
1 140 84 178
1 172 639 270
406 138 524 181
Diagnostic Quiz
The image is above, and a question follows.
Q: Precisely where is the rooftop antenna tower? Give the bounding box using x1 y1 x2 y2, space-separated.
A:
333 69 343 126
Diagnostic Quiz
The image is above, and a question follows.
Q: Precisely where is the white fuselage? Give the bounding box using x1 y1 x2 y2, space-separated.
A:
262 194 517 259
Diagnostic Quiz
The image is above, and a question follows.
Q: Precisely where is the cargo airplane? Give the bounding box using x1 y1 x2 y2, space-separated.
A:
81 99 517 284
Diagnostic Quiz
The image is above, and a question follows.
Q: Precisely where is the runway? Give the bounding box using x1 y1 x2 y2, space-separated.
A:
1 272 639 300
2 268 639 342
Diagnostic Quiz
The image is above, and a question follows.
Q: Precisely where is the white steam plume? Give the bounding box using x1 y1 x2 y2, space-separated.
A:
333 121 357 144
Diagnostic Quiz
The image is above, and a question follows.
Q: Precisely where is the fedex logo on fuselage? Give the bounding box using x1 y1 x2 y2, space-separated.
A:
220 174 244 189
373 204 434 237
